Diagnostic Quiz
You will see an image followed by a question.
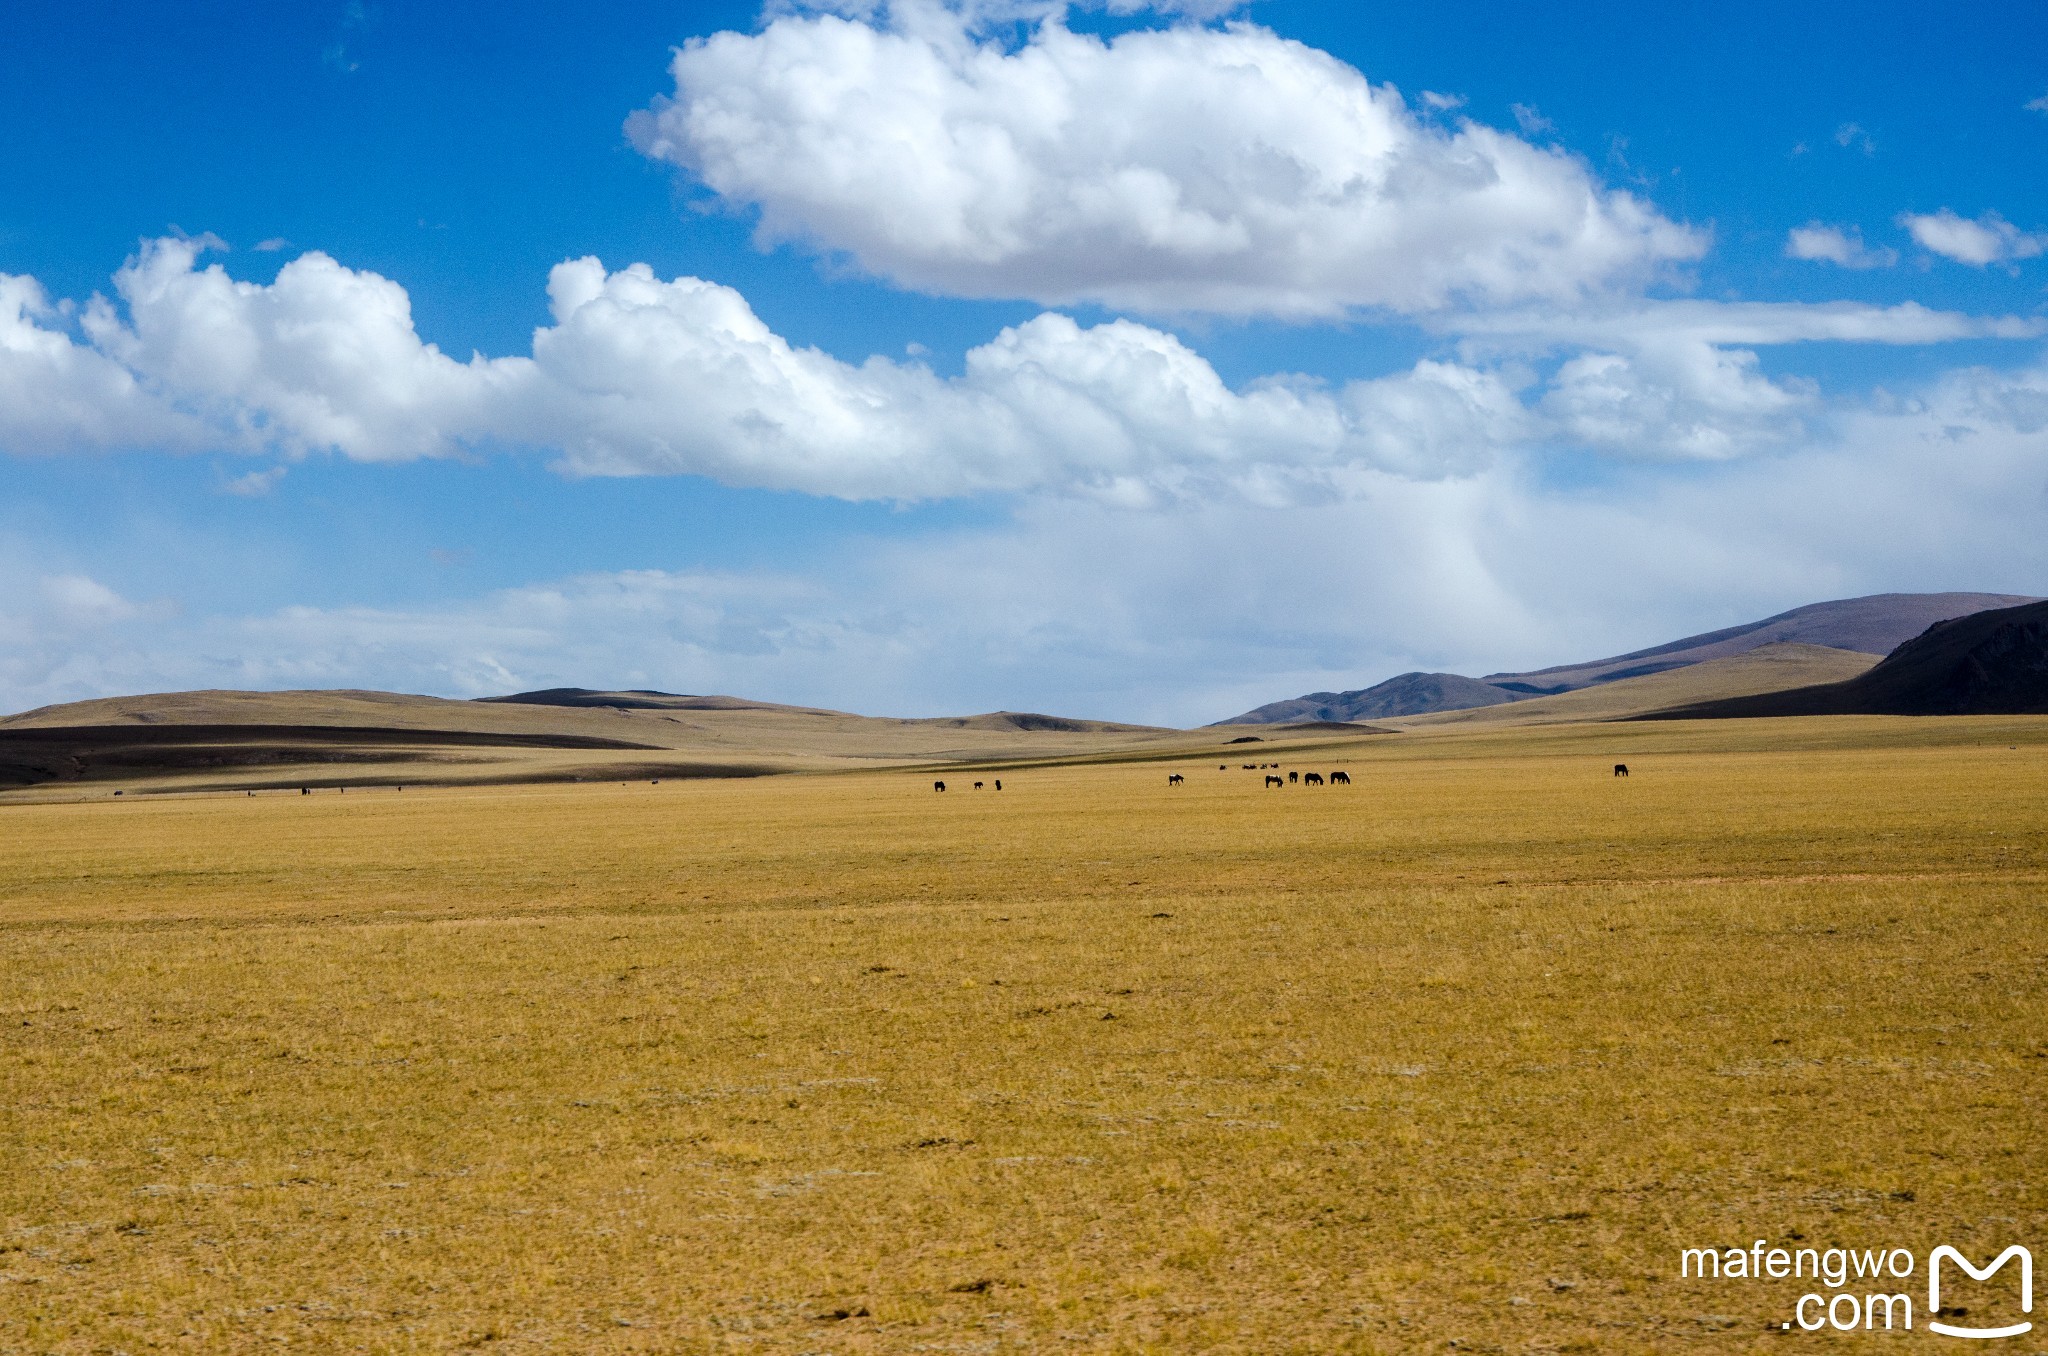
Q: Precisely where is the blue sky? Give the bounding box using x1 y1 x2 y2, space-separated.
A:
2 0 2045 722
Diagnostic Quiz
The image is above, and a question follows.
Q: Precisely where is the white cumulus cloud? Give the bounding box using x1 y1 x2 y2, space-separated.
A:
1 239 1536 503
517 257 1529 500
1898 208 2048 267
0 271 202 453
628 8 1704 316
1541 342 1813 461
84 236 520 461
7 238 2042 511
1784 222 1897 269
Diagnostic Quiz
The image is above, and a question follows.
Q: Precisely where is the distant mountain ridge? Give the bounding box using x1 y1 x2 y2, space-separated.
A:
1233 672 1520 725
483 689 1163 734
1400 643 1883 729
1222 592 2040 724
1640 598 2048 719
1480 592 2038 694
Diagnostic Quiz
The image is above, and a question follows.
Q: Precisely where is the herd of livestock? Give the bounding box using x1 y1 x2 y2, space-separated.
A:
1166 765 1353 788
935 765 1354 792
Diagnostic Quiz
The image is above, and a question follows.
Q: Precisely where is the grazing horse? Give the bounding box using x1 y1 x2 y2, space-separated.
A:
1168 773 1184 786
934 780 946 792
1330 770 1351 785
1265 774 1284 788
994 780 1002 790
1287 770 1299 784
1303 772 1324 786
1613 764 1629 777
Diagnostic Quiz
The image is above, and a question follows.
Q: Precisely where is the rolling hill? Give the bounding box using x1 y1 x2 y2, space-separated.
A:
0 687 1247 796
1389 643 1883 728
1224 672 1521 724
1222 591 2037 724
1640 598 2048 719
483 688 1162 735
7 592 2040 796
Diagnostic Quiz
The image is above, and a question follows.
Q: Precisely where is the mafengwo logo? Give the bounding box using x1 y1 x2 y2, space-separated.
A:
1928 1246 2032 1340
1679 1241 2032 1335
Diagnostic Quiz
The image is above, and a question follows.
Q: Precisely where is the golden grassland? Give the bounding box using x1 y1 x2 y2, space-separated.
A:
3 716 2046 1353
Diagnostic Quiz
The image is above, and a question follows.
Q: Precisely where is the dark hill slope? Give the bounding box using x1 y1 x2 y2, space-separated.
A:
1482 591 2037 694
1640 599 2048 719
480 688 842 715
918 711 1167 734
0 723 660 790
1222 592 2037 723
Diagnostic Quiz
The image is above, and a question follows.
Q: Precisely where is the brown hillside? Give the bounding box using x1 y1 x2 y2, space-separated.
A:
1642 597 2048 719
0 688 1320 798
1391 643 1882 728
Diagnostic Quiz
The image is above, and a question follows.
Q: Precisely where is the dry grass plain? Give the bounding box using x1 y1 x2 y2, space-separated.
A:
3 716 2046 1353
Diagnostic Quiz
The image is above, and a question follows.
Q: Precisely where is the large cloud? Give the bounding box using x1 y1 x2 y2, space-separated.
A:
628 7 1705 316
516 258 1530 501
6 351 2044 724
4 238 2038 505
0 240 1539 502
